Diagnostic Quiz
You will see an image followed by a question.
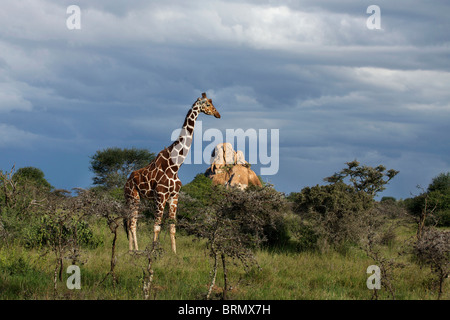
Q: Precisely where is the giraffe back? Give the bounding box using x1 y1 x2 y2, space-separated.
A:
124 147 182 203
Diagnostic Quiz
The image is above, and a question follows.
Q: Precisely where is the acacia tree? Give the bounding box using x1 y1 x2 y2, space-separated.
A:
182 185 287 299
89 147 155 190
29 189 92 296
324 160 399 197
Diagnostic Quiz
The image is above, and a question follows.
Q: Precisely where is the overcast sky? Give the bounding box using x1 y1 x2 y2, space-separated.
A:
1 0 449 199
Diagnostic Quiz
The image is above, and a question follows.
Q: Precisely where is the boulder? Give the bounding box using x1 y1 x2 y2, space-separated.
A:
205 143 262 190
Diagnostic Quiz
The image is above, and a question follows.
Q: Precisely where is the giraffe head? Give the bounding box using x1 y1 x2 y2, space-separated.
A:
196 92 221 118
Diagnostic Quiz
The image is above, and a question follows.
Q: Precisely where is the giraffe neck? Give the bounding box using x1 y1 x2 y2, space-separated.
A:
168 105 200 168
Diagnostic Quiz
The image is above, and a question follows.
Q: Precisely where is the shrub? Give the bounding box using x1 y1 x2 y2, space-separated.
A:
177 174 225 222
13 167 53 191
0 166 51 222
284 214 318 252
293 161 399 249
24 216 101 249
405 172 450 227
373 199 408 220
413 228 449 299
294 182 374 246
180 174 218 206
435 209 450 228
181 184 287 299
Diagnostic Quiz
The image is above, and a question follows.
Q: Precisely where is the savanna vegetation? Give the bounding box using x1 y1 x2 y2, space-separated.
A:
0 150 448 300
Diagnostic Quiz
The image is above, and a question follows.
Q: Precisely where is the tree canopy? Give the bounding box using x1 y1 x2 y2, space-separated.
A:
428 172 450 193
13 167 53 190
324 160 399 197
89 147 155 189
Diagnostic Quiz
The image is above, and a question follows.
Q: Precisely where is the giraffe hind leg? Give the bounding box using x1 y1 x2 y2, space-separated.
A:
169 224 176 254
131 214 139 251
168 195 179 254
127 209 139 251
153 195 166 246
153 211 162 244
126 196 140 251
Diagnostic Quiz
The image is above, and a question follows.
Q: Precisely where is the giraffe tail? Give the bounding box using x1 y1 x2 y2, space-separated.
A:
123 218 128 239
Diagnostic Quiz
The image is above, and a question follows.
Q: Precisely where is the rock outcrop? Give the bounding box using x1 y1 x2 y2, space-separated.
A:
205 143 262 190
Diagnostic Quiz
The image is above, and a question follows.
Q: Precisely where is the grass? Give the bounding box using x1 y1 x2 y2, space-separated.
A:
0 221 448 300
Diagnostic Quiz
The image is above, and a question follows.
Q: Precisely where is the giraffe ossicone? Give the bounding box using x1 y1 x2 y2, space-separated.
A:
124 92 220 253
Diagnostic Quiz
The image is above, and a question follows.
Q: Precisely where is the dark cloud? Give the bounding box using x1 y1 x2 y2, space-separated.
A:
0 0 449 198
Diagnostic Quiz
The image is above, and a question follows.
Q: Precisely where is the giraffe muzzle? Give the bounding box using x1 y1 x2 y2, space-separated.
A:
214 111 221 118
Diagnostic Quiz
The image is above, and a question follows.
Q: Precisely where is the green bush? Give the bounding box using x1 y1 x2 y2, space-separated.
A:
24 214 102 249
284 215 319 252
178 174 226 221
294 182 374 246
181 182 289 248
292 161 400 249
13 167 53 191
435 209 450 227
405 172 450 227
180 174 217 205
1 256 31 276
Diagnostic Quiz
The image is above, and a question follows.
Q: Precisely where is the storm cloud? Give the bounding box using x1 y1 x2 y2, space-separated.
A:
0 0 449 198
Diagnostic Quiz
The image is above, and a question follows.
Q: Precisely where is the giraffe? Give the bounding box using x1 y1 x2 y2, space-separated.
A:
124 93 221 253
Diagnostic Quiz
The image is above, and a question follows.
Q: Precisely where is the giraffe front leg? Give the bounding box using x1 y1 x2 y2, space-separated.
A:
169 224 176 254
153 197 165 245
168 195 179 254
